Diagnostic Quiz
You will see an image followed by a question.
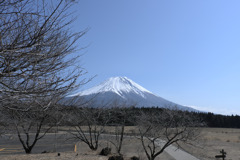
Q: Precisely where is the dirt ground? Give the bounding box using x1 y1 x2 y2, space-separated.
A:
76 138 174 160
180 128 240 160
0 127 240 160
0 138 174 160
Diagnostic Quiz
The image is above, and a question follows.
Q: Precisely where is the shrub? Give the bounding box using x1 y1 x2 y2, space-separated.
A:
131 156 140 160
99 147 111 156
108 155 124 160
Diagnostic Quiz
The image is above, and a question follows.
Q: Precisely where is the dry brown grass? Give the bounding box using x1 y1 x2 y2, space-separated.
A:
60 126 138 135
0 152 108 160
180 128 240 160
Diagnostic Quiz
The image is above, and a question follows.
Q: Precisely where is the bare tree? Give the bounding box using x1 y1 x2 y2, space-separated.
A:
110 125 125 155
3 101 57 153
0 109 7 136
137 109 200 160
69 107 111 151
0 0 88 102
108 106 131 156
0 0 89 153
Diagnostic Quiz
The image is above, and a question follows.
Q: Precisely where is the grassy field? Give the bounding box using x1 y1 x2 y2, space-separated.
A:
180 128 240 160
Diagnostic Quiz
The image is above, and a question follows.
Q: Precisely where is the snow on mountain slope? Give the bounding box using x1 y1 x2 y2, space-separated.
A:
69 76 197 111
72 77 152 98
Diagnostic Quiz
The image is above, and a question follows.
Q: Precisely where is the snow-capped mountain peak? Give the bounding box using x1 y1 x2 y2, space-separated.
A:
66 76 197 112
72 76 152 98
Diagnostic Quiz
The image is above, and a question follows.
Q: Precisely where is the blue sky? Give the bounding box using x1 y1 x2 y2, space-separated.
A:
71 0 240 115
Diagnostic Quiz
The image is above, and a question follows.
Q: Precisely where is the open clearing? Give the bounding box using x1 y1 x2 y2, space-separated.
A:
180 128 240 160
0 127 239 160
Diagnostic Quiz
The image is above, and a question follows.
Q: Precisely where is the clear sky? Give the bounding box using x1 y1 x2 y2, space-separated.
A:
71 0 240 115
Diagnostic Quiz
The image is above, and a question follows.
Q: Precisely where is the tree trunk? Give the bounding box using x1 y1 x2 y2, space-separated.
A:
24 148 32 154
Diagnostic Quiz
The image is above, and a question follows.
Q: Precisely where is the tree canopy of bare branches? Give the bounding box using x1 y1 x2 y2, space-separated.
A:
2 103 57 153
0 0 88 105
107 106 134 156
137 109 200 160
0 0 89 153
69 107 112 150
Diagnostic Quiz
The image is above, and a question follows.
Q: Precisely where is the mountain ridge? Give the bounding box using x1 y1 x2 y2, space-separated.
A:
68 76 197 111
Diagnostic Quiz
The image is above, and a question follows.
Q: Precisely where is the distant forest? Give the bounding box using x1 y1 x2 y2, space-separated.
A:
195 111 240 128
90 106 240 128
138 107 240 128
61 106 240 128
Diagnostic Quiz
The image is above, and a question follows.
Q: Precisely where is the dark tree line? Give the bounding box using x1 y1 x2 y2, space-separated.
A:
131 107 240 128
195 112 240 128
60 106 240 128
127 107 240 128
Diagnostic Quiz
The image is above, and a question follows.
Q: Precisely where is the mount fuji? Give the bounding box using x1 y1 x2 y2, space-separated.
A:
67 77 197 111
